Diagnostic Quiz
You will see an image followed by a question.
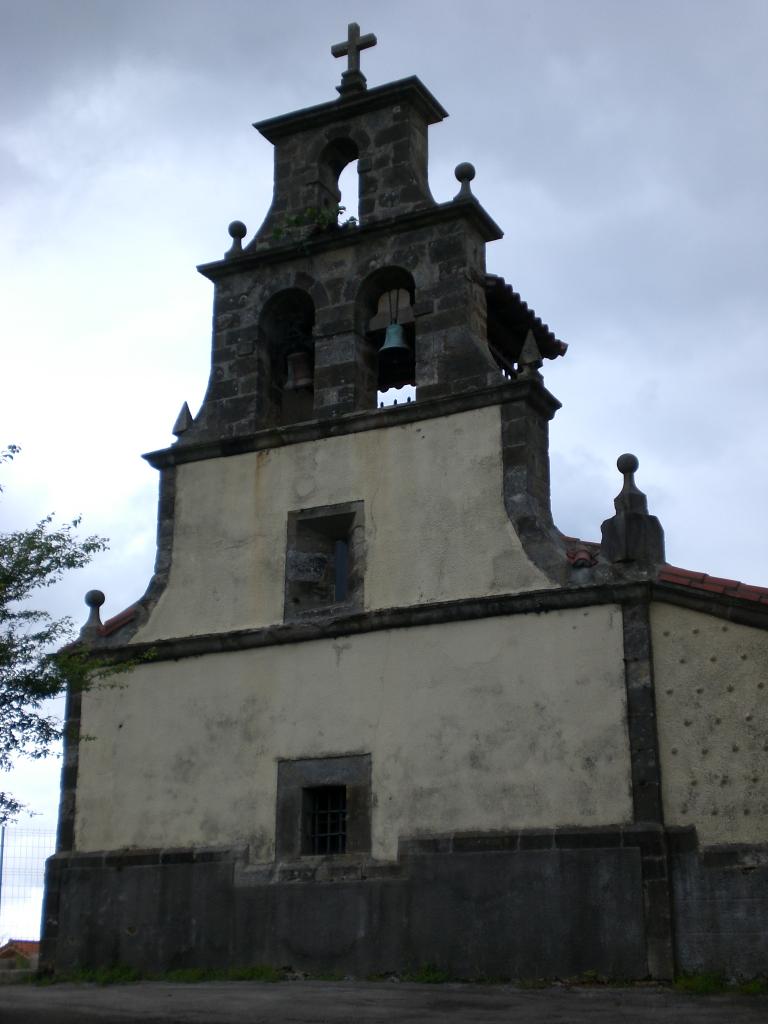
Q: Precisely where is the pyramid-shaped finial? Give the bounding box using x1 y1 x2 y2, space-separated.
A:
172 402 193 437
518 330 544 380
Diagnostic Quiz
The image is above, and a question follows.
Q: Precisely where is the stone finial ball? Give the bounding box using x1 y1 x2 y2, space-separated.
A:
85 589 106 608
617 453 639 475
454 162 476 183
228 220 247 240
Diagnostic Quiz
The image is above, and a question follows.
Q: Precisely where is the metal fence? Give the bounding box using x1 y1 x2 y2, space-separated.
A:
0 826 56 943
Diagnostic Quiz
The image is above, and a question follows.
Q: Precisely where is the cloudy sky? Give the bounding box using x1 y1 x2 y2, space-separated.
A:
1 0 767 845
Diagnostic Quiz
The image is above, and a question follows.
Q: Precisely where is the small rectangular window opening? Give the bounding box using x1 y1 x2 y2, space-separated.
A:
284 502 363 619
304 786 347 855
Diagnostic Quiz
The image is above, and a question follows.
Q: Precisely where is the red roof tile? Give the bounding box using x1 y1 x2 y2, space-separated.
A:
658 564 768 603
98 606 137 637
0 939 39 959
485 273 567 365
559 541 768 606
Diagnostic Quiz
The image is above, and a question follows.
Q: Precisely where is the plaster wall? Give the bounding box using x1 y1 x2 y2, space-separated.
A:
652 602 768 845
136 405 550 641
76 605 631 859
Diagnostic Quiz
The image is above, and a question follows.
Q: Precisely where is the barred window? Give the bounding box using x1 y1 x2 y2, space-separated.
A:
304 786 347 855
275 754 370 861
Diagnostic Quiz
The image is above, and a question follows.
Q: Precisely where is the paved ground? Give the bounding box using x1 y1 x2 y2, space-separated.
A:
1 980 767 1023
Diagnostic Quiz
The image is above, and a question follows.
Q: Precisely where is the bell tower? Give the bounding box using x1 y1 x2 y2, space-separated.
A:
173 22 565 446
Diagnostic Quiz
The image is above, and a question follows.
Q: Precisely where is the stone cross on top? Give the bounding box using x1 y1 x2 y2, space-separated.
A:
332 22 377 95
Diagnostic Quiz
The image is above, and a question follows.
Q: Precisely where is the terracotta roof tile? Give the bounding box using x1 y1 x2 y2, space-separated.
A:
557 539 767 608
98 606 137 637
663 569 707 584
658 564 768 603
699 574 741 589
485 273 567 365
560 534 600 552
0 939 39 958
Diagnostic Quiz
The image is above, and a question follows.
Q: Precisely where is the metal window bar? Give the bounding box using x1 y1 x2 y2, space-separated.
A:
309 787 347 855
333 539 349 603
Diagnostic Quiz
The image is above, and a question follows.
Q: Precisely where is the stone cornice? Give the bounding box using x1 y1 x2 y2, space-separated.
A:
197 199 503 282
253 76 448 142
85 577 768 664
143 379 561 470
89 581 648 663
652 579 768 630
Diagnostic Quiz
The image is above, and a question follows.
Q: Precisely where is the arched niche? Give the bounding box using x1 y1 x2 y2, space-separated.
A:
318 137 360 224
259 288 316 425
356 267 417 395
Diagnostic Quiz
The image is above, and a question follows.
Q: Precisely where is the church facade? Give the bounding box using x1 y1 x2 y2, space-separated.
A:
42 27 768 980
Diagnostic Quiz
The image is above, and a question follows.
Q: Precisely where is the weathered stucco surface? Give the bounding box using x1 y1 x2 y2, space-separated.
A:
76 605 631 859
134 406 550 641
652 602 768 845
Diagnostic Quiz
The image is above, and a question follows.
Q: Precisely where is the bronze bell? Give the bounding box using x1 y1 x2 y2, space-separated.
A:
284 350 313 391
378 322 411 376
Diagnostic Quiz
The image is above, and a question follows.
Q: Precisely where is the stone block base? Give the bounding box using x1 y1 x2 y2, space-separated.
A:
41 828 768 980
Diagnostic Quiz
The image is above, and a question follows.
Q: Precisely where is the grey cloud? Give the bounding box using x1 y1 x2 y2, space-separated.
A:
2 0 766 582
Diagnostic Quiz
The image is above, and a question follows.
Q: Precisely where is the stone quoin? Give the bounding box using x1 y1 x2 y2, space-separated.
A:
42 24 768 981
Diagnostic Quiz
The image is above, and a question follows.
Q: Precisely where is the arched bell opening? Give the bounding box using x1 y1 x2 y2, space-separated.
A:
318 137 360 226
259 289 316 426
356 267 417 403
